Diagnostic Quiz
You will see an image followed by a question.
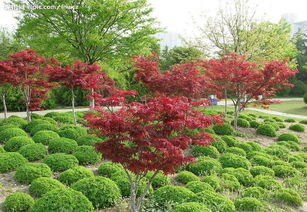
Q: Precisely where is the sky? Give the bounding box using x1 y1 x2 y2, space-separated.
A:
1 0 307 36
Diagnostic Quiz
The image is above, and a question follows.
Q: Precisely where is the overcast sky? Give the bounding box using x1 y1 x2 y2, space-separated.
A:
1 0 307 36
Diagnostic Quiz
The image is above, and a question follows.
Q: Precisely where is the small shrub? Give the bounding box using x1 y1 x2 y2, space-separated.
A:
222 168 253 186
58 166 94 185
278 122 286 128
146 171 171 189
187 156 222 176
273 165 298 178
284 118 295 123
185 181 214 193
250 155 273 167
278 133 300 143
237 118 250 128
31 188 94 212
171 202 210 212
249 120 260 128
29 177 65 197
211 135 228 153
283 176 305 190
254 175 281 190
3 192 34 212
245 141 262 151
299 119 307 125
0 128 28 144
15 163 52 184
32 130 60 145
213 124 234 135
274 188 302 206
58 128 85 140
0 152 28 173
0 145 4 153
256 124 276 137
291 161 307 169
98 162 124 178
219 153 251 169
220 173 240 191
242 187 266 199
24 119 50 132
236 143 254 154
48 137 78 154
289 124 305 132
60 125 87 135
4 136 34 152
265 144 289 160
1 117 27 128
221 136 240 147
203 175 220 191
175 171 200 184
250 166 274 177
18 143 47 161
73 145 101 165
76 134 103 146
53 115 74 124
30 123 57 135
225 147 246 157
192 145 219 158
278 141 300 151
43 153 78 171
234 197 263 211
72 176 122 209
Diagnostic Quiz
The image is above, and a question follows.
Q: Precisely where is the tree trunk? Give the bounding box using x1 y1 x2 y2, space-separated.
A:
224 89 227 114
90 88 95 108
25 86 31 122
71 88 77 125
233 102 239 129
2 94 7 119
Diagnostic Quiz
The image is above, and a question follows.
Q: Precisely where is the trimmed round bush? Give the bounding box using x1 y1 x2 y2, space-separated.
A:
0 128 27 144
211 135 228 153
0 152 28 173
4 136 34 152
278 141 300 151
171 202 210 212
60 125 87 135
24 119 50 132
256 124 276 137
289 124 305 132
245 141 262 151
186 181 214 193
76 134 103 146
225 147 246 156
15 163 52 184
58 128 84 140
3 192 34 212
31 188 94 212
254 175 281 190
203 175 220 191
222 168 253 186
234 197 263 211
32 130 60 145
58 166 94 185
98 162 124 178
29 177 65 197
44 153 78 171
265 144 289 160
237 118 250 128
236 143 254 154
175 171 199 184
250 120 261 128
283 176 305 189
53 115 74 124
238 114 253 121
274 188 302 206
250 166 274 177
291 161 307 169
1 117 27 128
299 119 307 125
213 124 234 135
18 143 47 161
220 173 240 191
284 118 296 123
146 171 171 189
187 156 222 176
30 123 58 135
0 124 16 132
192 145 219 158
72 176 121 209
250 155 273 167
242 187 266 199
278 133 300 143
48 137 78 154
219 153 251 169
73 145 101 165
278 122 286 128
221 136 240 147
273 165 298 178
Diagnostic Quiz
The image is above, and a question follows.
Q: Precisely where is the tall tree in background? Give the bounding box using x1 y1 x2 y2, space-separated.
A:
295 33 307 82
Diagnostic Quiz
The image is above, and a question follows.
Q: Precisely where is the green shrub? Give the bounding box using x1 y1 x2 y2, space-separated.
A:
97 162 124 178
187 156 222 176
250 166 274 177
191 190 235 212
291 161 307 169
30 123 57 135
185 181 214 193
4 136 34 152
272 165 298 178
256 124 276 137
58 128 85 140
58 166 94 185
211 135 228 153
278 133 300 143
191 145 219 158
221 136 240 147
265 144 289 160
241 187 266 199
29 177 65 197
274 160 291 166
254 175 281 190
250 120 261 128
245 141 262 151
268 121 280 131
0 145 4 153
278 122 286 128
236 143 254 154
31 188 94 212
234 197 263 211
48 137 78 154
222 168 253 186
1 117 27 129
225 147 246 156
278 141 300 151
73 145 101 165
3 192 34 212
0 152 28 173
220 173 240 191
284 118 296 123
15 163 52 184
219 153 251 169
250 155 273 167
0 128 27 144
72 176 121 209
76 134 103 146
289 124 305 132
24 119 51 132
239 114 253 121
18 143 47 161
43 153 78 171
171 202 210 212
236 118 250 128
213 124 234 135
203 175 220 191
299 119 307 125
53 115 74 124
60 125 87 135
146 171 171 189
32 130 60 145
0 124 16 132
274 188 302 206
283 176 305 190
175 171 200 184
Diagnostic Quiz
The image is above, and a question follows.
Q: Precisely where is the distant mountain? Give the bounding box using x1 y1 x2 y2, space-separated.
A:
154 32 183 49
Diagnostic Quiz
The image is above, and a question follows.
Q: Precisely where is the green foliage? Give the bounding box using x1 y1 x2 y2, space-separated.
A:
278 141 300 151
185 181 214 193
58 127 87 140
211 135 228 153
304 92 307 103
278 132 300 142
48 137 78 154
3 192 34 212
24 119 51 132
73 145 101 165
58 166 94 186
250 120 261 128
299 119 307 124
236 143 254 154
0 128 27 144
289 124 305 132
76 134 103 146
245 141 262 151
31 188 94 212
15 163 52 184
250 166 274 177
146 171 171 189
221 136 240 147
0 145 5 153
291 161 307 169
32 130 60 145
222 168 253 186
283 176 306 189
213 124 234 135
72 176 121 209
4 136 34 152
187 156 222 176
241 187 266 199
225 147 247 157
192 145 219 158
18 143 47 161
236 118 250 128
0 152 28 173
170 202 210 212
43 153 78 171
274 188 302 206
256 124 276 137
254 175 281 190
220 173 240 191
175 171 200 184
284 118 296 122
0 117 27 128
272 165 298 178
29 177 65 197
203 175 220 191
234 197 263 212
219 153 251 169
98 162 125 178
30 123 58 135
249 155 273 167
265 144 289 160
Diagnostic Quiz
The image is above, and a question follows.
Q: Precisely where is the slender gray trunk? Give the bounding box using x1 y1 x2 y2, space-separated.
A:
25 86 31 122
71 88 77 125
2 94 7 119
233 102 239 129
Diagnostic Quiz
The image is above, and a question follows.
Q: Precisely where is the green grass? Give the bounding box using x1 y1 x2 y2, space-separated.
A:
261 101 307 116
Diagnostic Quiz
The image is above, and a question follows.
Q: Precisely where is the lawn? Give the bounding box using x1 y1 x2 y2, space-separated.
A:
262 100 307 116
